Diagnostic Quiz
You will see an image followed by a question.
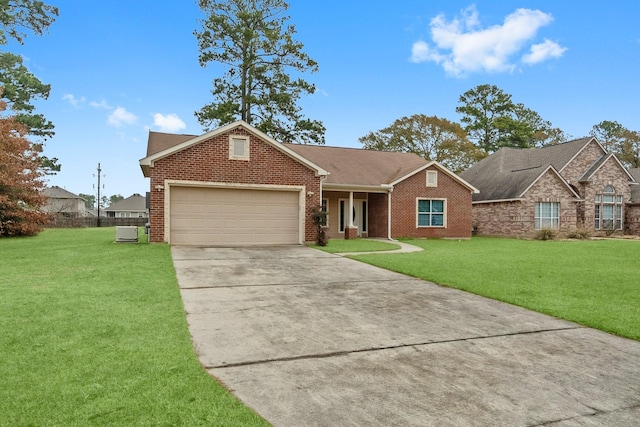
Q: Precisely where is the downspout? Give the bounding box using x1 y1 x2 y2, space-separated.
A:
387 186 393 240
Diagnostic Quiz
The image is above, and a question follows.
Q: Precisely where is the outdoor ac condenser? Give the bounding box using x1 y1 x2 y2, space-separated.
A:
115 226 138 243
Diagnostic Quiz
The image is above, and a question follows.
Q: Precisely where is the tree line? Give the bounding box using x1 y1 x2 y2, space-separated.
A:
360 84 640 173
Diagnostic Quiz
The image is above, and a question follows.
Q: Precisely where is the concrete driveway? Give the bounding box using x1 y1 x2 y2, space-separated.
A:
172 245 640 426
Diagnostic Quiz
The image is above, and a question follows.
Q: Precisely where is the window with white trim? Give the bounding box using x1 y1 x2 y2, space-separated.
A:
535 202 559 230
229 135 250 160
417 199 445 227
426 170 438 187
595 185 623 230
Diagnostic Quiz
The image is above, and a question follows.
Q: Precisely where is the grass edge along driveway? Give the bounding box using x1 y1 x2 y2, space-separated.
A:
0 228 269 427
349 237 640 342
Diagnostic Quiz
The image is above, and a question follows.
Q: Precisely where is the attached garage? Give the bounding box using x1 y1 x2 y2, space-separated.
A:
168 185 302 246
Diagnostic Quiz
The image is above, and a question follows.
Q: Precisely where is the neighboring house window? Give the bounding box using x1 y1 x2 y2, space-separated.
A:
595 185 623 230
229 135 250 160
417 199 445 227
535 202 559 230
321 198 328 227
339 200 345 233
426 170 438 187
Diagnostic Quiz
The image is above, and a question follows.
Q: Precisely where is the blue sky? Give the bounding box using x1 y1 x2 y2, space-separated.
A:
8 0 639 199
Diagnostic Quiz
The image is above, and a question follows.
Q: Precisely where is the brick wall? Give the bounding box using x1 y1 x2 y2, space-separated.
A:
391 166 474 238
561 140 604 188
625 204 640 235
472 170 578 237
578 158 632 235
148 125 321 243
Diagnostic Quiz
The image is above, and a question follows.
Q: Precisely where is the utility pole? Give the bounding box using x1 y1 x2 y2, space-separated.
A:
94 163 104 227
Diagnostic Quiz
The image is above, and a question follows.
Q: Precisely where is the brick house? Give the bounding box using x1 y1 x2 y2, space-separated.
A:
627 169 640 235
104 194 149 218
459 137 637 237
139 121 478 245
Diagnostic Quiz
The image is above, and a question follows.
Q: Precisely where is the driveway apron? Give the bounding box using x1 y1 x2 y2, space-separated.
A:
172 246 640 426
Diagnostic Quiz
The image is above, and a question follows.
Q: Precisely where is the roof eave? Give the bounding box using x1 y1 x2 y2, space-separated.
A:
323 183 393 193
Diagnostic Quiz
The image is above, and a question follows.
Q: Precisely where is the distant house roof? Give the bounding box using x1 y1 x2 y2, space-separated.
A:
42 186 85 200
105 194 147 212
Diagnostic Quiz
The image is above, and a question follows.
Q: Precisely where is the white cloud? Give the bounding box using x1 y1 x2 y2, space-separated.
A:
89 99 112 109
152 113 186 133
411 5 566 77
108 107 138 127
62 93 85 107
522 39 568 64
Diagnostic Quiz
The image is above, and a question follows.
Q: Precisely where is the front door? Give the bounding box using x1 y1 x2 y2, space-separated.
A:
352 199 367 237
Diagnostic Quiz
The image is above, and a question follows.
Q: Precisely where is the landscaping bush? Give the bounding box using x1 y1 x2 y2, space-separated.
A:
534 228 557 240
566 227 593 240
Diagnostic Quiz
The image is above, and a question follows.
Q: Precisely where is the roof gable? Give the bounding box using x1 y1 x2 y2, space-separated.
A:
139 121 328 178
579 153 635 182
521 165 581 199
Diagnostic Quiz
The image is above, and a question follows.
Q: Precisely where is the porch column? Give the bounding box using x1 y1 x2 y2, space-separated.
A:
345 191 358 239
387 187 393 240
348 191 354 227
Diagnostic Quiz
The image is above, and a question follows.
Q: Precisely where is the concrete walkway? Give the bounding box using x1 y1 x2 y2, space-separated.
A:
172 245 640 426
334 238 424 256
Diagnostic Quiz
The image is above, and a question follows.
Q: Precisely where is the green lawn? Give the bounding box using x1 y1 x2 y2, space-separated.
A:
0 228 269 427
310 238 400 253
351 237 640 341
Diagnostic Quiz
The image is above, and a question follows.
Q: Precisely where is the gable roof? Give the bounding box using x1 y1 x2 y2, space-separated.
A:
146 131 196 157
105 194 147 212
139 121 328 178
579 152 635 183
284 144 427 189
42 186 84 200
141 121 476 191
460 137 603 202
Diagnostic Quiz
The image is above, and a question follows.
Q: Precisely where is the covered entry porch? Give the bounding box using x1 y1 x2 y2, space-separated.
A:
321 186 393 240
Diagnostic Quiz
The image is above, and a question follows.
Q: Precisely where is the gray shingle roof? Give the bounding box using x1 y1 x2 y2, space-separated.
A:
42 186 84 200
283 144 428 186
105 194 147 212
460 137 596 202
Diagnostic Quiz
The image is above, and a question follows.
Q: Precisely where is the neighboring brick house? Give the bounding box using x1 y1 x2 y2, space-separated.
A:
627 169 640 235
139 121 478 245
460 137 637 237
104 194 149 218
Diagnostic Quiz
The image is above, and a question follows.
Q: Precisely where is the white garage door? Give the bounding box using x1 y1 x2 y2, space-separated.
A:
170 186 300 246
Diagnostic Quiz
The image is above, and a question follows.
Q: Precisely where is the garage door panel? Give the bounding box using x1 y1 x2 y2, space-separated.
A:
170 187 300 246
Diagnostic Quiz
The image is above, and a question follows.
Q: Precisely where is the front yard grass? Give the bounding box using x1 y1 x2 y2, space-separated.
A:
310 238 400 253
351 237 640 341
0 228 268 426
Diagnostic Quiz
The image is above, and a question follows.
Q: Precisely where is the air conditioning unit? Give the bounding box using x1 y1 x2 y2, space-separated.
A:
115 226 138 243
